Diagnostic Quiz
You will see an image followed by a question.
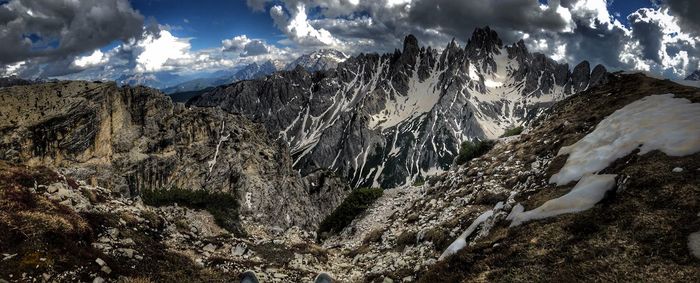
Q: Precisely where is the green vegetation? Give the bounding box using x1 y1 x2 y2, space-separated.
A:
318 187 383 238
412 175 426 187
141 187 243 236
500 126 524 138
454 140 495 166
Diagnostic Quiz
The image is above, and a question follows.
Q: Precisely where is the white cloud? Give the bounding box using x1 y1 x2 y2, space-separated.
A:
222 35 253 52
135 30 192 73
570 0 612 28
2 61 25 76
272 3 340 47
72 50 108 69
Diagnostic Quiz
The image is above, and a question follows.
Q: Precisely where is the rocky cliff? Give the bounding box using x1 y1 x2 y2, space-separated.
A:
0 81 349 231
189 27 609 189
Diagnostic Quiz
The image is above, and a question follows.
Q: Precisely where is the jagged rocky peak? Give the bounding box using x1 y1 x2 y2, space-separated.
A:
466 26 504 60
686 70 700 81
189 27 610 189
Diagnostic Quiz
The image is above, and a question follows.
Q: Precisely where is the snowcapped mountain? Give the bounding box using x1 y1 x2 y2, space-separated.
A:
189 27 608 189
116 72 189 90
686 70 700 81
286 49 349 72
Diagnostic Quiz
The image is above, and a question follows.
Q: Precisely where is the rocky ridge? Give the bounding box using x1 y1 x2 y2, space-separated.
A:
0 81 349 231
189 27 609 189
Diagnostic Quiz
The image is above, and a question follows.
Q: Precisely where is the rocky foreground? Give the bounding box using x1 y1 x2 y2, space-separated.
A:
1 73 699 282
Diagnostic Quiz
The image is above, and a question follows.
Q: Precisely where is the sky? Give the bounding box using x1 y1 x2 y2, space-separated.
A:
1 0 699 82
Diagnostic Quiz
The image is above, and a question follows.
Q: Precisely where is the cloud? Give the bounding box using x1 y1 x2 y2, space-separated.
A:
242 40 271 57
222 35 273 57
135 30 192 73
0 0 144 65
270 3 340 46
409 0 577 37
72 50 108 69
664 0 700 36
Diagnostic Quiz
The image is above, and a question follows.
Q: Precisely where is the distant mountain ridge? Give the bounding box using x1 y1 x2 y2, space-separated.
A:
686 70 700 81
162 60 283 94
189 27 609 189
285 49 349 72
164 50 349 96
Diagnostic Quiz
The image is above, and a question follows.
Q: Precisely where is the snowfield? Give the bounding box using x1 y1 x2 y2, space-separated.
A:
550 94 700 186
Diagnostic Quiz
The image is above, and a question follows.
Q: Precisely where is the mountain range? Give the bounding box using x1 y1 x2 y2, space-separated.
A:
162 50 349 95
189 27 608 188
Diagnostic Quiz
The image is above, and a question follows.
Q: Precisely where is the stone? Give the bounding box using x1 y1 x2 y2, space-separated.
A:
273 273 287 278
95 258 106 266
121 248 135 258
203 243 217 253
672 167 683 173
101 266 112 274
232 243 247 256
92 277 105 283
46 183 61 193
382 277 394 283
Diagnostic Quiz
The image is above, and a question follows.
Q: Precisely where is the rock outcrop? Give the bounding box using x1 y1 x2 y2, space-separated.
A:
189 27 609 189
0 81 349 231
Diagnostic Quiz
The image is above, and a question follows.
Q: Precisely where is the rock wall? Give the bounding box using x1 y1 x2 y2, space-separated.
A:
0 81 349 230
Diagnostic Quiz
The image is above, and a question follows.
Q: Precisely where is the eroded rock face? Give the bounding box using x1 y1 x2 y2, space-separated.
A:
0 81 349 230
189 27 609 188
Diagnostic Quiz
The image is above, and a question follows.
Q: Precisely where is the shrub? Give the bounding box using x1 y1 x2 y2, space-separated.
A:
317 187 383 237
500 126 524 138
395 230 418 249
423 227 451 251
412 175 426 187
363 228 386 244
454 140 495 165
141 187 243 236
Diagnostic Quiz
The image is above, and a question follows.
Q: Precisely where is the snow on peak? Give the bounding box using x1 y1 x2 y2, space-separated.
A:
286 49 349 72
550 94 700 186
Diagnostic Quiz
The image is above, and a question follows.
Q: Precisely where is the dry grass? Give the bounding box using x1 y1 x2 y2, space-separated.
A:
417 74 700 282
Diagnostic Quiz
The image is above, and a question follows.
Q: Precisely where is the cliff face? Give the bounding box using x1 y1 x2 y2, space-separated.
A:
0 81 349 230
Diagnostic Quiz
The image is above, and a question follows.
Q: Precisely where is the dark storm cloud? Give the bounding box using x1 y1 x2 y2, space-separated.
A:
0 0 144 65
408 0 574 41
241 40 270 57
628 9 664 64
665 0 700 36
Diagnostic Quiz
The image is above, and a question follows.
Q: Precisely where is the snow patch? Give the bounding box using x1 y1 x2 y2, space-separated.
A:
438 202 503 260
690 230 700 259
207 121 230 173
509 174 617 227
550 94 700 185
